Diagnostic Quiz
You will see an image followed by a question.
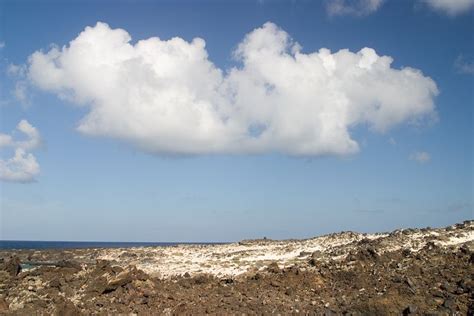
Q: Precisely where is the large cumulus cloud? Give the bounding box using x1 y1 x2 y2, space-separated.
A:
26 22 438 156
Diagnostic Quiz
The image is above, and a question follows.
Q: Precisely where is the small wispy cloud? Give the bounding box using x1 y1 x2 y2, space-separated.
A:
409 151 431 164
0 120 42 183
354 209 385 214
6 63 31 106
425 202 472 213
454 54 474 75
388 137 397 146
421 0 474 16
0 42 5 49
326 0 385 17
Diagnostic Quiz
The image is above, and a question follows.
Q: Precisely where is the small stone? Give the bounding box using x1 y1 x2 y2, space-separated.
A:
252 273 262 280
0 298 9 312
49 278 61 289
406 277 416 289
266 262 281 274
403 305 418 315
443 298 456 310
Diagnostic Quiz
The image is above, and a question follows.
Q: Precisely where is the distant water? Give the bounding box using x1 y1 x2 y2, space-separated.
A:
0 240 226 250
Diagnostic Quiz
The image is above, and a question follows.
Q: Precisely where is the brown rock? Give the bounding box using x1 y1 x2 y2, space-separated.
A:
266 262 281 273
1 256 21 277
53 298 81 316
104 270 133 292
0 297 9 312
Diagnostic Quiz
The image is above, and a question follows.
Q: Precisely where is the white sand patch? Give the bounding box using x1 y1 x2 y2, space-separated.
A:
92 222 473 278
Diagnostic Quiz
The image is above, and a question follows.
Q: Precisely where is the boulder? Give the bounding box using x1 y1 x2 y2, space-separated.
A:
266 262 281 273
0 297 9 312
1 256 21 277
105 270 133 292
53 298 81 316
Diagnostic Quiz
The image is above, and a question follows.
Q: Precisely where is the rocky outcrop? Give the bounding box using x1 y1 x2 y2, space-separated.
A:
0 220 472 314
1 256 21 277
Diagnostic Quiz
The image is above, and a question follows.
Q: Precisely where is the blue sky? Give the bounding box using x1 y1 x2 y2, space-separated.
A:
0 0 472 242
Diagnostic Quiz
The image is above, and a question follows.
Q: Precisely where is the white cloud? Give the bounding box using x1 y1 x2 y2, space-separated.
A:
0 42 5 49
454 55 474 74
7 63 27 77
6 64 31 105
13 81 30 105
25 22 438 156
422 0 474 15
326 0 385 16
0 120 41 182
410 151 431 164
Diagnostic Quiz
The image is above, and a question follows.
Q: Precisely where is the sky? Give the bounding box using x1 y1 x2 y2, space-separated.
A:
0 0 473 242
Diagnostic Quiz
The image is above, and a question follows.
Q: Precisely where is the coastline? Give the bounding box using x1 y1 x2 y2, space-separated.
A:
0 220 472 314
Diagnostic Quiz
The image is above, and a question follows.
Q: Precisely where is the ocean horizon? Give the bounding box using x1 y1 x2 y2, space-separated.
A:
0 240 228 250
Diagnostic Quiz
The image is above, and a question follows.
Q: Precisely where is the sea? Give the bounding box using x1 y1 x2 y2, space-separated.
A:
0 240 226 250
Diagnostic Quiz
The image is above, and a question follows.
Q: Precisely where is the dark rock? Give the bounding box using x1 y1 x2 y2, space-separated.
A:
104 270 133 292
458 278 474 293
366 247 378 257
194 274 210 285
440 282 455 293
403 305 418 315
406 277 416 289
251 273 262 280
308 258 318 266
460 241 473 254
1 256 21 277
57 260 81 270
95 260 112 271
289 265 300 275
358 237 372 244
111 265 124 274
266 262 281 273
221 278 234 284
49 278 61 289
424 241 438 250
442 298 456 310
0 298 8 312
119 251 138 259
53 298 81 316
324 308 336 316
86 276 108 294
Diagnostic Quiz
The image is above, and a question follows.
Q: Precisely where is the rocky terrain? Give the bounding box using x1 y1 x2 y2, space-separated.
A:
0 220 473 315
